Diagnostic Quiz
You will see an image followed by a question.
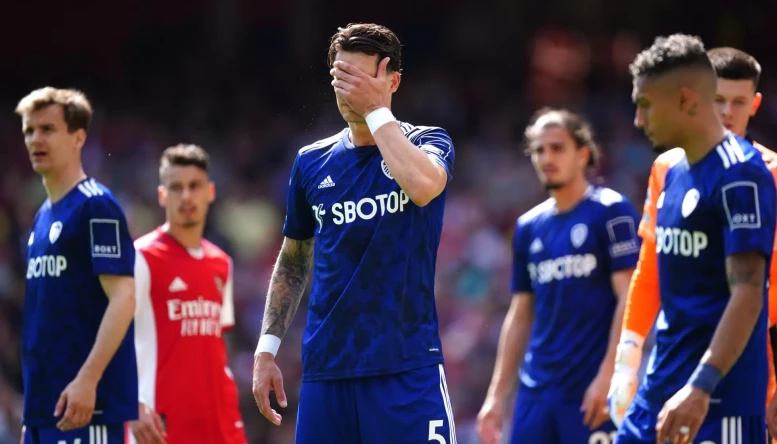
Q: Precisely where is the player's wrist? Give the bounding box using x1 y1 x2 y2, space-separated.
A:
365 107 395 134
255 334 282 358
688 362 722 395
75 367 102 385
484 388 505 404
614 330 644 373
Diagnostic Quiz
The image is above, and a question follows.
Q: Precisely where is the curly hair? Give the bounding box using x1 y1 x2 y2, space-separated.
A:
629 34 712 79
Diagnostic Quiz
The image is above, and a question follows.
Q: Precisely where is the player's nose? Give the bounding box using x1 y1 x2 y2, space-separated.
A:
719 102 732 117
28 129 45 145
536 155 553 170
633 112 644 130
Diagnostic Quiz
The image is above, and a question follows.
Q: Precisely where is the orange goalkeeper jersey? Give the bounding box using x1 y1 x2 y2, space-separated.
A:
624 142 777 409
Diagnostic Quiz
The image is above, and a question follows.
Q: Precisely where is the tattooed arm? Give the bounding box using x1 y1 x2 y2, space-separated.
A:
253 236 314 426
261 237 315 339
700 251 766 375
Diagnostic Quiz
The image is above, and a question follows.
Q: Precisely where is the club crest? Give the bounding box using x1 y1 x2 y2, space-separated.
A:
682 189 700 218
570 223 588 248
49 221 63 244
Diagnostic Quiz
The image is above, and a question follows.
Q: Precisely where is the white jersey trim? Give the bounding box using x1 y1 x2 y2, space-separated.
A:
721 416 742 444
221 257 235 327
437 364 457 444
134 250 158 409
716 137 746 169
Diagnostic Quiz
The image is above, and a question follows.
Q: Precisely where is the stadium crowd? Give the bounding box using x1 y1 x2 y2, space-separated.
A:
0 5 776 443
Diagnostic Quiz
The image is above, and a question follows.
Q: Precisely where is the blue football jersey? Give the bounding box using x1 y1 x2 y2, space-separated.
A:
512 186 641 400
23 178 138 427
283 123 455 381
636 134 776 416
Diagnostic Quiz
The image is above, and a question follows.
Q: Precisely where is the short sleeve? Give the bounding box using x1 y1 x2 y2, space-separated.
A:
85 196 135 276
282 153 316 240
413 127 455 182
511 219 533 293
603 200 641 271
714 163 777 257
220 258 235 329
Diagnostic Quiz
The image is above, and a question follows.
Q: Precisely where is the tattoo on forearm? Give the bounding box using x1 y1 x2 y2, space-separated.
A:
726 252 765 289
262 238 314 339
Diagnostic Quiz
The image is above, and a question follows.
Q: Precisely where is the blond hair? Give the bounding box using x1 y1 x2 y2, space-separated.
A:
15 87 93 132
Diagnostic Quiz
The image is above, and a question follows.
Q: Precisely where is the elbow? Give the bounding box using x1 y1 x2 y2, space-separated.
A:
749 288 765 314
733 285 765 320
407 191 434 207
404 177 445 207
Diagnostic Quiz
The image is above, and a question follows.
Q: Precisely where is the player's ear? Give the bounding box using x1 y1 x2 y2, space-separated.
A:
389 71 401 94
157 185 167 208
208 181 215 204
74 128 87 150
678 86 695 113
579 145 591 170
751 92 763 117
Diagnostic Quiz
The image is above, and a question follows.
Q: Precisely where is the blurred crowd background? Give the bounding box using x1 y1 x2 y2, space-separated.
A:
0 0 776 442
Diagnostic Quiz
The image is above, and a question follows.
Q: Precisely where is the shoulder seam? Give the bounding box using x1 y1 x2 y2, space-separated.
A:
407 125 453 164
134 231 161 250
589 187 626 207
299 130 344 154
519 198 554 223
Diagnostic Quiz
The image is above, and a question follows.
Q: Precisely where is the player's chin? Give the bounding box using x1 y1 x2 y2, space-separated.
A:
30 162 52 174
338 109 364 123
543 181 564 191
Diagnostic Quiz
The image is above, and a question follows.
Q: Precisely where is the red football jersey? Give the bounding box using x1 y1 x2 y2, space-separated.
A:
131 228 246 444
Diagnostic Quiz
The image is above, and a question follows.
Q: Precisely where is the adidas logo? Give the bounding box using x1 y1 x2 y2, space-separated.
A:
169 276 188 292
318 175 336 189
529 238 544 254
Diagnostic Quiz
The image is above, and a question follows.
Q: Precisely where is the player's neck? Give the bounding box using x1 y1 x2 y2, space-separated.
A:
42 165 87 204
162 222 203 249
348 123 376 146
551 178 590 213
682 115 728 165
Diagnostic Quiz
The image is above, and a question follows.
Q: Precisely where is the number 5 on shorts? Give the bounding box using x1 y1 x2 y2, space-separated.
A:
429 419 446 443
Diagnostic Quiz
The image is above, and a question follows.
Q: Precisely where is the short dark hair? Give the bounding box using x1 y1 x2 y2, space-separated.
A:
707 47 761 89
524 107 600 168
629 34 712 79
159 144 210 182
327 23 402 73
15 87 93 133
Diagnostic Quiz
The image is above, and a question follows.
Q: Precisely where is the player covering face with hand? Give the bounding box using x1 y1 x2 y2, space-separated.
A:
251 22 457 444
476 108 641 444
18 87 138 444
613 34 776 444
131 145 246 444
